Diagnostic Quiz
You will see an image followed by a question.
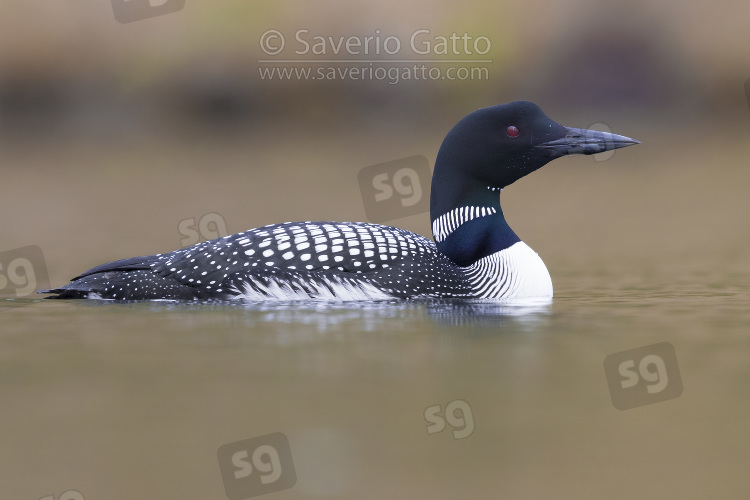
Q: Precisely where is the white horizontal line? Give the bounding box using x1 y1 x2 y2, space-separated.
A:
258 59 493 64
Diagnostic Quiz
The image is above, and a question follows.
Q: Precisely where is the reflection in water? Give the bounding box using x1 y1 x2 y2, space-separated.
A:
52 297 553 334
229 297 552 330
20 296 553 341
422 298 552 328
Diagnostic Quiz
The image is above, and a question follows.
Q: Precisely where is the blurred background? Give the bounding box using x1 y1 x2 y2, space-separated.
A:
1 0 748 281
2 1 750 499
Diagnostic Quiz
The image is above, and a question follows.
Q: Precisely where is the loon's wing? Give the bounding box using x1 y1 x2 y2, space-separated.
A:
148 221 442 295
72 255 159 279
40 222 470 300
152 222 476 300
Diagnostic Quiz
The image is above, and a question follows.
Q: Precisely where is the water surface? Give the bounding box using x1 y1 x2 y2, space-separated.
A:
2 267 749 500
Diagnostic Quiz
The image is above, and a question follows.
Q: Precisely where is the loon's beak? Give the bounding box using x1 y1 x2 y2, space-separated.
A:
536 127 640 156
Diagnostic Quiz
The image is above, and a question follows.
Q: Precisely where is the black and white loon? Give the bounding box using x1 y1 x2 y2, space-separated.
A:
39 101 638 302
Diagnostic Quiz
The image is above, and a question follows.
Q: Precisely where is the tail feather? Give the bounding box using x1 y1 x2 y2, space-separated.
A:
38 269 202 300
71 254 160 280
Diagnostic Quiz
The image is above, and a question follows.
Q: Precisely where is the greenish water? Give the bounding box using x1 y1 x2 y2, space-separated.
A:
2 272 749 500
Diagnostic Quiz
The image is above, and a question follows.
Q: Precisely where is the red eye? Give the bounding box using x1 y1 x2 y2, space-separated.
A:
506 126 519 137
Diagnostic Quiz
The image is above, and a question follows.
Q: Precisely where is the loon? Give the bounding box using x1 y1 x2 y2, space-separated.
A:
39 101 638 302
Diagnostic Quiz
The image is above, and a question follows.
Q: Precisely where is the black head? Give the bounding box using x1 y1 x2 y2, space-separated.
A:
432 100 639 192
429 101 639 266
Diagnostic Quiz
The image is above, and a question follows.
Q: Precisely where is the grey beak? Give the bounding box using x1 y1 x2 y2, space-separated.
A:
536 127 640 156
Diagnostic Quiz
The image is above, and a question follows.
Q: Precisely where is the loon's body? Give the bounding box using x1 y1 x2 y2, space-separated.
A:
40 101 638 302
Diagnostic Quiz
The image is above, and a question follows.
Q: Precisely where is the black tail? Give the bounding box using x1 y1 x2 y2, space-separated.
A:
38 255 202 300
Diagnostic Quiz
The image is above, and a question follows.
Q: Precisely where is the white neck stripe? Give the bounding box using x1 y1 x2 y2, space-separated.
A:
431 206 497 243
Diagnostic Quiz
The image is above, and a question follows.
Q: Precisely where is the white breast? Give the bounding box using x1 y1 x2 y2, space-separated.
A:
463 241 553 300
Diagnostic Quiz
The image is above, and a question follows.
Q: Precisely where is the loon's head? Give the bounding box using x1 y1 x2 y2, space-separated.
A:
432 101 639 193
429 101 639 267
